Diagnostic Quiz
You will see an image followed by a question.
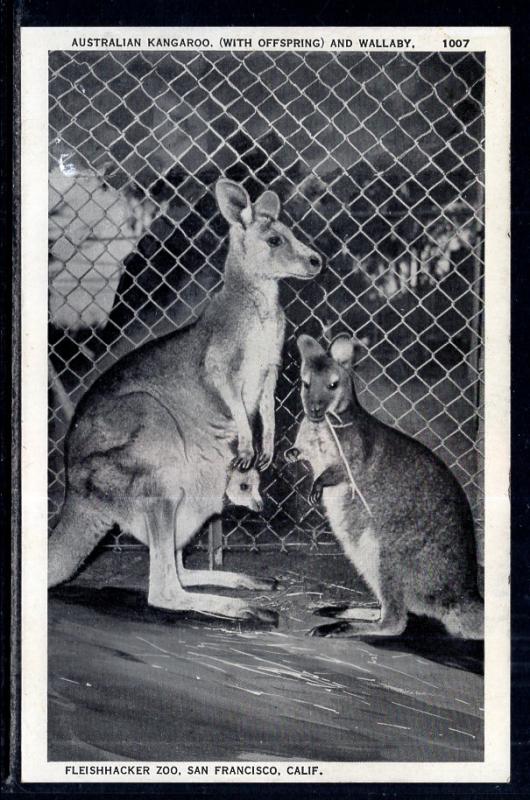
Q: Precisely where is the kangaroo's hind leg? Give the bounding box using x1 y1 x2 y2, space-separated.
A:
145 496 184 610
173 504 277 591
146 499 277 623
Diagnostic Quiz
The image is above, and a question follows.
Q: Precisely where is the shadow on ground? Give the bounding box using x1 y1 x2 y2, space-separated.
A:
358 615 484 677
49 584 279 630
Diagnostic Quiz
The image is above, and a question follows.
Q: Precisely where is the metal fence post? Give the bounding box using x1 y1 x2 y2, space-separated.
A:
208 518 224 569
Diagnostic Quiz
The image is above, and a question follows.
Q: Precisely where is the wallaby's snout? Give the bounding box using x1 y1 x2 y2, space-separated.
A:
308 399 325 421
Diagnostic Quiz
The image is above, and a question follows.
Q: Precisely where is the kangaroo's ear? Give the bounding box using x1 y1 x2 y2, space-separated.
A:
329 334 355 370
254 190 280 221
216 179 253 227
297 334 326 362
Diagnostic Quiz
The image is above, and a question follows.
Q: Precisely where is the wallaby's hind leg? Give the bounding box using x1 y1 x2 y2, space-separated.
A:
146 501 277 623
48 493 114 588
176 551 277 592
310 593 407 638
310 556 407 638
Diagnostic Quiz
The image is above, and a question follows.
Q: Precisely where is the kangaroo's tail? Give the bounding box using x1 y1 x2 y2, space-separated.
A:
48 494 112 588
441 593 484 641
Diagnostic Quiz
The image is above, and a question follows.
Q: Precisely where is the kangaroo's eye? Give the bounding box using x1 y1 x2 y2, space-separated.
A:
267 235 282 247
328 381 339 390
240 483 249 492
302 379 310 388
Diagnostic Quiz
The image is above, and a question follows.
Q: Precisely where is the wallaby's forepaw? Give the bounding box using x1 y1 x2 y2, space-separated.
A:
284 446 300 464
309 481 323 505
308 621 354 638
255 449 273 472
231 448 255 471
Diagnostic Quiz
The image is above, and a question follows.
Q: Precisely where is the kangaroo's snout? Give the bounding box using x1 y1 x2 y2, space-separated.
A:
300 247 323 278
253 498 264 513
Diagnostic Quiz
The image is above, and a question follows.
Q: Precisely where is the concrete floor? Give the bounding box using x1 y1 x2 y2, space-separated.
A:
48 549 483 763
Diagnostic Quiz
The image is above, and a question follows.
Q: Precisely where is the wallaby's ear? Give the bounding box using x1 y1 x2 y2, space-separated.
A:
216 179 253 227
329 334 355 371
297 334 326 362
254 190 280 221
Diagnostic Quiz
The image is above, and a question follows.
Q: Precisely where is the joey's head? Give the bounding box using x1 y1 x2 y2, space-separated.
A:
225 467 264 513
215 179 322 282
297 334 358 423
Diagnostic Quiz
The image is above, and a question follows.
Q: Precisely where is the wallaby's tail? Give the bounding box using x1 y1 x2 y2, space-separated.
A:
442 594 484 640
48 494 112 588
477 563 484 599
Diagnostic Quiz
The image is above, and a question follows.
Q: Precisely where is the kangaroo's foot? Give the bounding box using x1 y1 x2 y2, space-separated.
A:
177 567 278 592
176 551 277 592
314 604 381 622
147 588 278 624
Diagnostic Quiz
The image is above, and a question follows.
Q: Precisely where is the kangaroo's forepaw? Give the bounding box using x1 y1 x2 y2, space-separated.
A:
284 447 300 464
256 449 273 472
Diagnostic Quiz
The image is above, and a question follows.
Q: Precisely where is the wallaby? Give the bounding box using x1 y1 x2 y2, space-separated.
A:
48 179 321 621
285 333 483 640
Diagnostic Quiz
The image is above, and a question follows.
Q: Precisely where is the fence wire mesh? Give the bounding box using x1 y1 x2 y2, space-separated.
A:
48 49 485 557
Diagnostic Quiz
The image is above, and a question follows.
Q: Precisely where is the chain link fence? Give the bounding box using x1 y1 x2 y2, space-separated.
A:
48 49 485 560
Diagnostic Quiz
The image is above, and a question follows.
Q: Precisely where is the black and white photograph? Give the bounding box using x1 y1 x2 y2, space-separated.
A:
20 26 510 783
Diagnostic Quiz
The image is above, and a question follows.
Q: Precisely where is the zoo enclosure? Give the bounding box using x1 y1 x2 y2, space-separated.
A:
48 50 485 558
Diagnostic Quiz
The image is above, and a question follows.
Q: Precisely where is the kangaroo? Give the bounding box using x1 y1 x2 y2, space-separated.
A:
48 179 321 621
175 467 264 586
285 333 483 640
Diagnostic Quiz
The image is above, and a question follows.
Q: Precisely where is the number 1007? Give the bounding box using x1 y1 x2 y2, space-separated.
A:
443 39 470 48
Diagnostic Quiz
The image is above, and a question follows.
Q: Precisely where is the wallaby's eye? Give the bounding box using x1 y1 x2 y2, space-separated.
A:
302 379 310 388
328 381 339 390
267 235 282 247
240 483 249 492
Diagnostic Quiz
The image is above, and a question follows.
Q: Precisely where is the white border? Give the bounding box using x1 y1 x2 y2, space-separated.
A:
20 26 511 783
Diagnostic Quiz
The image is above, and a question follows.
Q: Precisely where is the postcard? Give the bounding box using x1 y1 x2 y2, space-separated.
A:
19 26 510 783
